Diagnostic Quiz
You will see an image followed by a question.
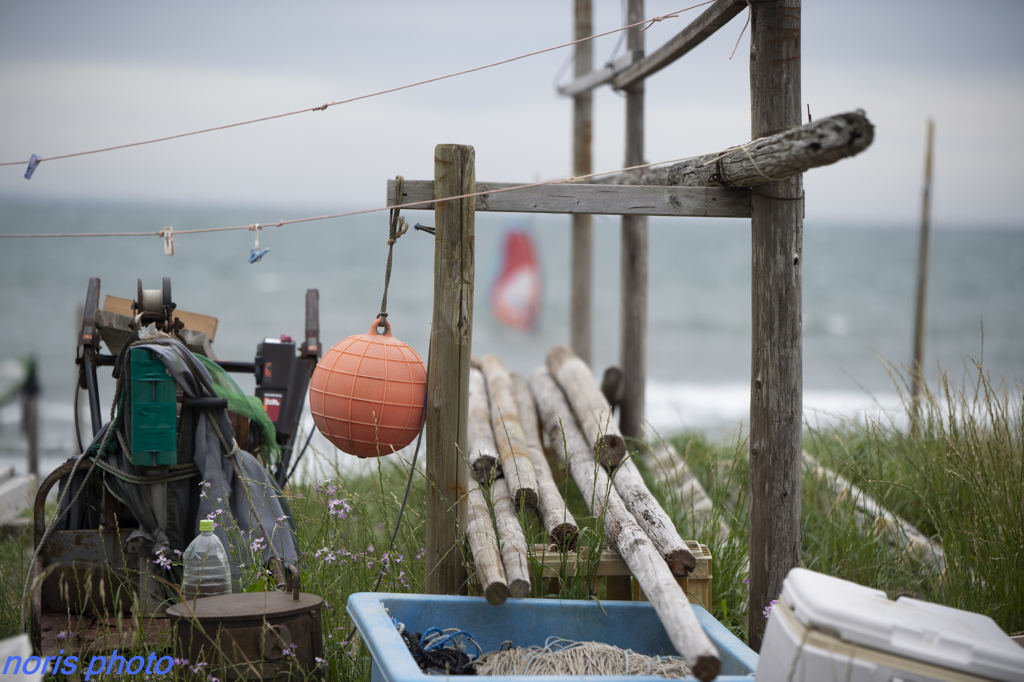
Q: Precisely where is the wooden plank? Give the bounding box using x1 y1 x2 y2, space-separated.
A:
571 0 594 367
556 53 636 97
748 0 803 650
530 368 720 681
620 0 647 440
103 295 219 341
425 144 474 596
613 0 747 89
387 180 751 218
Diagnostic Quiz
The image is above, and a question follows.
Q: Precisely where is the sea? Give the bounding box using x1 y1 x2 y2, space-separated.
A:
1 197 1022 481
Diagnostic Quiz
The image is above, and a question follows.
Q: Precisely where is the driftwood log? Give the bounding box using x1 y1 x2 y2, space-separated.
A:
464 461 508 606
545 345 626 467
491 476 532 599
599 110 873 189
468 368 500 483
479 355 539 512
529 369 720 682
511 372 579 551
612 457 696 575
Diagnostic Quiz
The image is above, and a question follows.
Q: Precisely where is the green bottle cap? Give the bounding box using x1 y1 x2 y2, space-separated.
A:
199 519 214 532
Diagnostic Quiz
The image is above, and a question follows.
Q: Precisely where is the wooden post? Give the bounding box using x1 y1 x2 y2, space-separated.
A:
748 0 803 650
620 0 647 440
571 0 594 367
911 118 935 405
23 358 39 478
426 144 475 596
464 459 509 605
479 355 539 512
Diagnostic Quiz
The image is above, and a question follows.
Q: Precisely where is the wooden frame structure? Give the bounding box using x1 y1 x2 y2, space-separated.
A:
398 0 862 651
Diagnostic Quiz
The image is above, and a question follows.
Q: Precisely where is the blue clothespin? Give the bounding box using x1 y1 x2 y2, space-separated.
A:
24 154 41 180
247 223 270 263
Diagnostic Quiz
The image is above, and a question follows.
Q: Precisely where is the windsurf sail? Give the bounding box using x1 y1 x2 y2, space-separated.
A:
489 228 542 331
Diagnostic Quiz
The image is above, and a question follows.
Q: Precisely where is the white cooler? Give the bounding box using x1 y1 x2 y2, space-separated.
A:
756 568 1024 682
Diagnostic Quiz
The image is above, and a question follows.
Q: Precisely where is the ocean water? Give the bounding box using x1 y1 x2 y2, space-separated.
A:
1 198 1022 479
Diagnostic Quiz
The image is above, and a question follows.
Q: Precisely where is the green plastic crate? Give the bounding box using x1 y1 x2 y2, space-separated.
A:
128 347 177 466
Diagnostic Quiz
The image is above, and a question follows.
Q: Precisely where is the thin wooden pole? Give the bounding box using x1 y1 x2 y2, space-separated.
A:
911 119 935 405
571 0 594 367
748 0 802 650
426 143 475 596
620 0 647 440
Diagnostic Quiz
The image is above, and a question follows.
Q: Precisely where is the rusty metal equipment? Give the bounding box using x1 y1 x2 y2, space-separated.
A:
166 572 323 681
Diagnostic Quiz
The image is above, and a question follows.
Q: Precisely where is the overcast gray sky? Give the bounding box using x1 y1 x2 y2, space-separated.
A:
1 0 1022 227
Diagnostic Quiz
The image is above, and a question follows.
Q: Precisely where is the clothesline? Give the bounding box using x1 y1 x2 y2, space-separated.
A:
0 2 715 170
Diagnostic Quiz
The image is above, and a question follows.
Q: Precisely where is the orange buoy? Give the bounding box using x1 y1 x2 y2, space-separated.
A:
309 318 427 458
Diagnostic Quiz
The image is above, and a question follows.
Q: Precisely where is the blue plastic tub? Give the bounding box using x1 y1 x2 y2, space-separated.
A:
347 593 757 681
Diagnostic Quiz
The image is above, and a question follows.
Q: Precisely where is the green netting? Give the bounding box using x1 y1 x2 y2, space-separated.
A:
196 355 281 466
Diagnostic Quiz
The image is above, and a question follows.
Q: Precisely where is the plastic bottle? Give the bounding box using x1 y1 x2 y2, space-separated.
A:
181 519 232 600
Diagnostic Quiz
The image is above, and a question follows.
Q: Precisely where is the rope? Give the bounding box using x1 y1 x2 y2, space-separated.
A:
473 637 692 678
0 150 718 241
0 2 715 170
398 626 481 676
378 175 408 329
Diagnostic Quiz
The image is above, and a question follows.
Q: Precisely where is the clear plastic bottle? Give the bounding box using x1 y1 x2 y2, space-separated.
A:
181 519 232 600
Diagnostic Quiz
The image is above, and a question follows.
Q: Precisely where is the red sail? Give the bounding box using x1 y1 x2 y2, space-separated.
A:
489 229 542 331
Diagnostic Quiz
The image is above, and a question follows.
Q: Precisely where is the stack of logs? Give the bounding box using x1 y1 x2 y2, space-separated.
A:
463 345 720 681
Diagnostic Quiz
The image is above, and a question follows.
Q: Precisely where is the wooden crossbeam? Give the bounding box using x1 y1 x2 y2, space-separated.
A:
386 180 750 218
556 52 637 97
613 0 747 89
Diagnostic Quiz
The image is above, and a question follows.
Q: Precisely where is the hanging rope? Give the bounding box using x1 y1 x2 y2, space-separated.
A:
377 175 408 332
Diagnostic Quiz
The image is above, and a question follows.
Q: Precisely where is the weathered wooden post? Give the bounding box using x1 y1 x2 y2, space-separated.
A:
911 118 935 406
748 0 803 649
425 144 475 595
620 0 647 439
571 0 594 367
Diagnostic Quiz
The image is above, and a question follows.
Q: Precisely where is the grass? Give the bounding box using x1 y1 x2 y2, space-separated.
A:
2 358 1020 679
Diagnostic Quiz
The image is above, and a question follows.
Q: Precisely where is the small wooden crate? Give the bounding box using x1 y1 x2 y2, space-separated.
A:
523 540 712 608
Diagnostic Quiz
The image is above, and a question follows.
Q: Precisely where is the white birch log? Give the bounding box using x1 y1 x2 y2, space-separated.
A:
468 368 500 483
529 368 720 681
545 345 626 467
491 476 532 599
464 461 509 606
599 110 874 189
802 451 944 572
650 442 731 544
612 457 696 575
479 355 539 512
511 372 579 550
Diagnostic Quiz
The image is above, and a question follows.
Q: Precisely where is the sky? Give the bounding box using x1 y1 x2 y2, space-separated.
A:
1 0 1023 227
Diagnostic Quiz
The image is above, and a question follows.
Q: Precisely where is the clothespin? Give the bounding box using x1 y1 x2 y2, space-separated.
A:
161 226 175 256
24 154 41 180
248 223 270 263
